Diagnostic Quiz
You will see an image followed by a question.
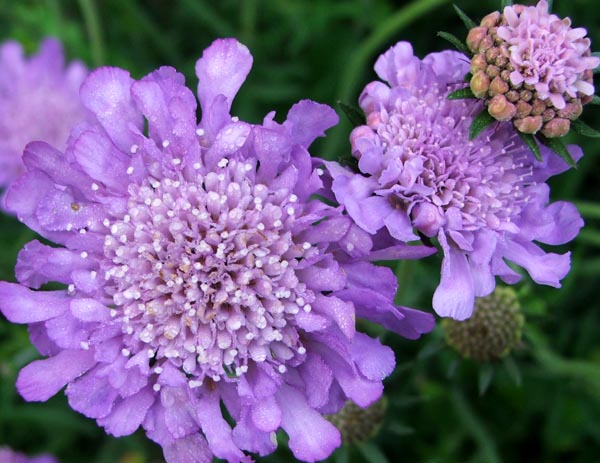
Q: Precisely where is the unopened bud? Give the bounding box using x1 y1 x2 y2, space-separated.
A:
489 76 509 96
515 100 532 118
488 94 516 121
558 100 583 120
471 54 488 74
530 99 546 115
467 27 488 53
328 399 387 445
470 71 490 98
480 11 501 28
514 115 543 134
541 118 570 137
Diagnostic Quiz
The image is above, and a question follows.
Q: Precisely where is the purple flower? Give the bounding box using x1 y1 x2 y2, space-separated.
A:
0 39 434 463
328 42 583 320
0 38 88 195
0 448 58 463
498 0 598 110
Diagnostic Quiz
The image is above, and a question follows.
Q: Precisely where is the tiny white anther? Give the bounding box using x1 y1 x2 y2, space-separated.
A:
162 140 170 148
231 116 239 122
302 242 311 250
130 144 139 154
303 304 312 313
126 166 134 175
153 383 161 392
147 349 155 358
257 223 265 231
67 284 75 293
196 128 205 136
103 218 110 227
80 341 90 350
79 229 87 235
289 194 298 203
297 346 306 355
218 158 229 168
193 162 202 170
110 309 118 317
66 223 73 231
91 183 99 191
278 365 287 374
121 348 131 357
172 158 182 165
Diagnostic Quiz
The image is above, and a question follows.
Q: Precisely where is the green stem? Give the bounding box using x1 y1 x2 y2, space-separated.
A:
77 0 105 66
573 201 600 219
450 387 501 463
324 0 451 159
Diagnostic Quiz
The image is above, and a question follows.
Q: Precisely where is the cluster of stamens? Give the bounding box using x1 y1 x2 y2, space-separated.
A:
374 83 534 237
101 158 315 389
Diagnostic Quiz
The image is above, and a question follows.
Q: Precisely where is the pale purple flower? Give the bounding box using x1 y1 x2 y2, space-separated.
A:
328 42 583 320
0 448 57 463
0 38 88 194
497 0 599 110
0 39 434 463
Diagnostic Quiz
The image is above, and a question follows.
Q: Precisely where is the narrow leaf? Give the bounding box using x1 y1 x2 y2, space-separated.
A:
453 4 477 30
464 72 472 82
502 356 522 387
572 119 600 138
500 0 513 7
337 100 365 128
447 87 476 100
437 31 469 55
590 95 600 105
518 132 542 161
357 443 391 463
538 135 577 168
478 363 494 395
469 109 495 140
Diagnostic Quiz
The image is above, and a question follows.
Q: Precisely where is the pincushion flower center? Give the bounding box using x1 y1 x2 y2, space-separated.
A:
376 85 536 234
102 159 312 385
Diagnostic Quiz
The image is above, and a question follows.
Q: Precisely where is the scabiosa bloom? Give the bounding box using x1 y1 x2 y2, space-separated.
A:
0 448 57 463
328 42 583 320
467 0 599 137
0 38 88 194
0 39 434 463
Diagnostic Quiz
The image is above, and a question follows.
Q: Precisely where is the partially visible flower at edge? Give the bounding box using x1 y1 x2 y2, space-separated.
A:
0 38 434 463
0 37 89 202
0 447 58 463
327 41 583 321
467 0 599 137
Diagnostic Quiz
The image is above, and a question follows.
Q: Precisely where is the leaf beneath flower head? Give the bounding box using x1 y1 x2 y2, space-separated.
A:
590 95 600 105
469 109 495 140
478 363 494 396
518 132 542 161
571 119 600 138
453 5 477 30
593 52 600 74
437 31 469 55
337 100 365 128
502 356 522 387
447 87 476 100
538 135 577 168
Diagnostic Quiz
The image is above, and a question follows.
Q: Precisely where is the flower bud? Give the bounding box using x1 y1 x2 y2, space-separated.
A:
488 94 516 121
467 27 488 53
541 118 570 138
328 399 387 445
470 71 490 98
489 76 509 96
558 100 583 120
470 54 488 74
514 115 543 134
480 11 501 28
515 100 532 118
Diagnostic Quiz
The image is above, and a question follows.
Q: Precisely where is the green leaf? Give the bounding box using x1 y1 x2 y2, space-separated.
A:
502 356 522 387
447 87 476 100
500 0 513 7
437 31 469 55
357 442 391 463
453 4 476 30
337 100 365 127
478 363 494 395
538 135 577 168
518 132 542 161
469 109 495 140
571 119 600 138
546 0 553 12
590 95 600 105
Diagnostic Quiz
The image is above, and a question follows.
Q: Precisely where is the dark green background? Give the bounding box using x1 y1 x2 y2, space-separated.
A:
0 1 599 462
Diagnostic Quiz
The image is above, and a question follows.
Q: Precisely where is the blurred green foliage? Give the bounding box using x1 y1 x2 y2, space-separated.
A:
0 0 599 462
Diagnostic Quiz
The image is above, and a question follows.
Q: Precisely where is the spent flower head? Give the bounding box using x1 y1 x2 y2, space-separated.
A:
0 38 434 463
467 0 599 137
0 38 88 195
442 286 524 362
328 41 583 320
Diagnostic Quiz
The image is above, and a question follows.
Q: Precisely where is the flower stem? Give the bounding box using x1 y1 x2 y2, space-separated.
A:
77 0 105 66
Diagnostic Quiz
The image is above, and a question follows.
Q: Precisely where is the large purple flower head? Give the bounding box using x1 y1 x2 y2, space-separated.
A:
0 448 57 463
0 39 434 463
466 0 599 137
328 42 583 320
0 38 88 192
